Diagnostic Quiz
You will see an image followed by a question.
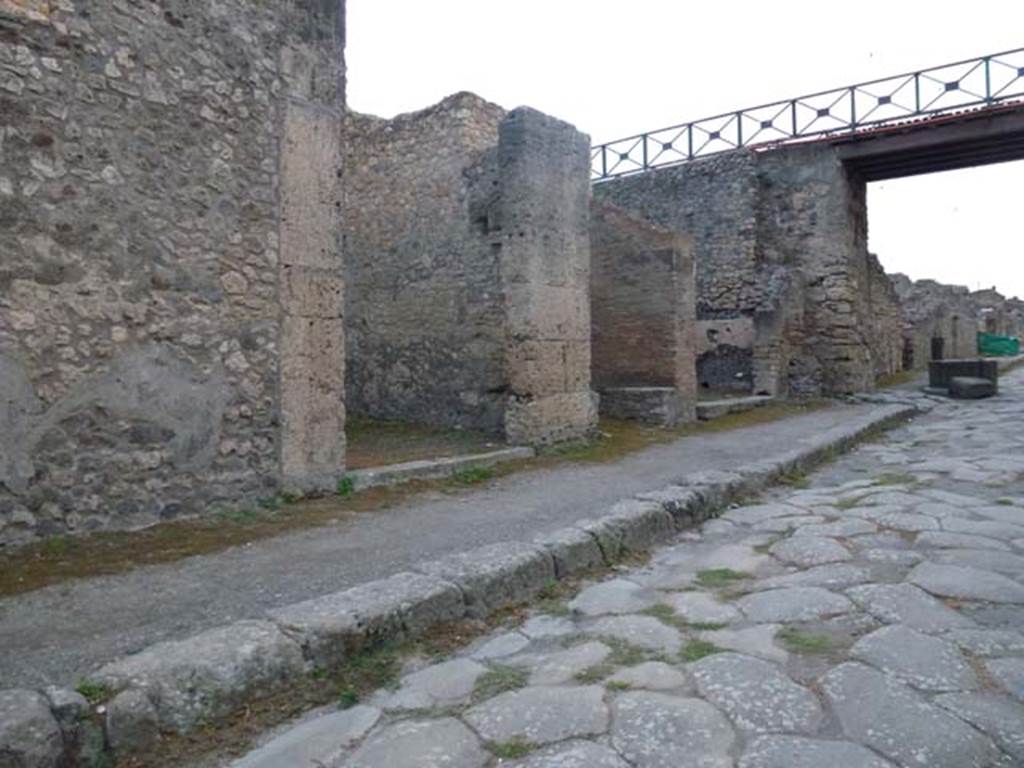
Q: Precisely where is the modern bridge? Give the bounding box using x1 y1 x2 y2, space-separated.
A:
592 47 1024 182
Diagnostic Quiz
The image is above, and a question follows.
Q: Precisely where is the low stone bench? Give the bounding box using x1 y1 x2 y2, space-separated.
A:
928 359 998 392
949 376 997 400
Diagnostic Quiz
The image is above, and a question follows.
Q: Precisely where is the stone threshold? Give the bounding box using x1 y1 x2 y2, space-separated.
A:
348 447 535 491
0 403 919 766
697 395 774 421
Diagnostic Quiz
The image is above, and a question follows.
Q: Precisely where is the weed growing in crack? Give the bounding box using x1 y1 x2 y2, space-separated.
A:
473 665 527 701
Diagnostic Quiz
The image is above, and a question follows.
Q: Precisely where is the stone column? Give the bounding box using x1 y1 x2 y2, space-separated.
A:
497 108 598 444
277 0 347 490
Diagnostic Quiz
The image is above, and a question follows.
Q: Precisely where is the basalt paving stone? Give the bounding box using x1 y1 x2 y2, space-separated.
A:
582 615 684 655
610 691 736 768
525 641 611 686
931 548 1024 574
907 562 1024 604
973 505 1024 525
378 658 486 709
690 652 823 734
915 531 1012 551
697 624 788 665
859 548 925 565
520 615 576 639
850 625 977 692
344 718 488 768
720 503 805 526
868 511 940 532
845 583 974 632
463 685 609 744
942 517 1024 540
791 519 877 538
986 658 1024 702
915 502 974 519
752 515 826 533
755 564 870 591
664 591 742 625
568 579 660 616
821 662 1001 768
505 740 631 768
469 631 529 660
942 628 1024 657
937 693 1024 762
735 587 853 623
231 705 380 768
607 661 693 692
738 735 896 768
768 537 851 567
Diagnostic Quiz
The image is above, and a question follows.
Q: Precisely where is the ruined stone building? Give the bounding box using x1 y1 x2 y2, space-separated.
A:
594 142 902 397
342 92 597 445
590 201 697 425
971 287 1014 336
0 0 347 546
890 275 976 368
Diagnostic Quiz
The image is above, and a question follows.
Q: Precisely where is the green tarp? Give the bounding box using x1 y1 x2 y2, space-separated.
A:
978 332 1021 357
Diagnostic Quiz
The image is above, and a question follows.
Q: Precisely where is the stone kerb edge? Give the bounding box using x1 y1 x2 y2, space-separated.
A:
0 404 919 765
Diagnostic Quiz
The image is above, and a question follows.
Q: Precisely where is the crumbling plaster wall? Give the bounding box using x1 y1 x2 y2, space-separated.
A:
589 200 696 424
343 93 597 443
0 0 346 547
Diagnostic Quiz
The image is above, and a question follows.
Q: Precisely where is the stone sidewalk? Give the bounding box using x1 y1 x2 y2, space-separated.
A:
233 369 1024 768
1 402 904 689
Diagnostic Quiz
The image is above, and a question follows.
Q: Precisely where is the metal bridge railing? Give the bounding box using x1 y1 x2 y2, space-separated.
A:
592 47 1024 181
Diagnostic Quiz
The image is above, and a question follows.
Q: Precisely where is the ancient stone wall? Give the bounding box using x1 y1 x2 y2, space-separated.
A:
891 275 976 368
343 94 596 443
597 141 905 396
864 253 902 379
0 0 346 547
589 200 696 424
593 153 764 393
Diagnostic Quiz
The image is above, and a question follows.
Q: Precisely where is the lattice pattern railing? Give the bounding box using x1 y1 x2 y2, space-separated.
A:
592 48 1024 181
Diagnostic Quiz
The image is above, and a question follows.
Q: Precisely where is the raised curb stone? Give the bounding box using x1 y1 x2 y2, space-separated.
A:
93 619 304 735
463 685 609 744
610 691 736 768
105 688 160 754
534 526 605 578
417 541 555 618
0 689 63 768
821 662 1000 767
268 571 465 667
691 653 823 734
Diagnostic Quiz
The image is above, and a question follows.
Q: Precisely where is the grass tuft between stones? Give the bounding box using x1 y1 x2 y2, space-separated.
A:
776 626 835 654
451 466 495 486
473 665 528 701
680 639 725 663
487 738 537 759
605 679 632 691
695 568 751 588
75 678 112 705
873 472 916 487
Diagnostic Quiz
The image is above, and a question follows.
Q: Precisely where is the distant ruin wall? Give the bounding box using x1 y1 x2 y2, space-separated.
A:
344 94 596 443
0 0 346 547
892 276 977 368
590 200 696 424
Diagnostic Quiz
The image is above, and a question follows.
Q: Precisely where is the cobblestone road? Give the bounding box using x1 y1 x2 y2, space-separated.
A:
234 369 1024 768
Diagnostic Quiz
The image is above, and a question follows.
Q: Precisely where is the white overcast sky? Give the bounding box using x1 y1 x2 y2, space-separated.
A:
347 1 1024 298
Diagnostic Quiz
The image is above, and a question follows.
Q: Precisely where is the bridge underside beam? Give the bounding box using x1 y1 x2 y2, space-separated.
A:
834 107 1024 181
